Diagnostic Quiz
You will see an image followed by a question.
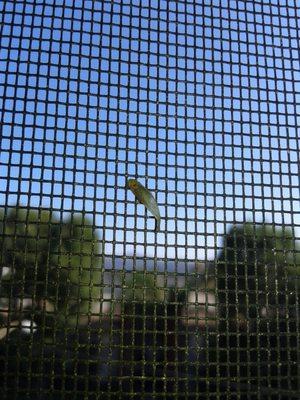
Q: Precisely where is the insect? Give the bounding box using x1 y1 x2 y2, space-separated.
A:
127 179 161 232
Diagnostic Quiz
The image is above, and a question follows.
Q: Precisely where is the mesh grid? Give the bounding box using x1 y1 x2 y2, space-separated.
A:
0 0 299 399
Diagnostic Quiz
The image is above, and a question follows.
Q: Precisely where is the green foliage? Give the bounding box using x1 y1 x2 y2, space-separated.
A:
50 214 102 315
216 223 299 322
123 271 166 303
0 206 102 327
0 207 54 298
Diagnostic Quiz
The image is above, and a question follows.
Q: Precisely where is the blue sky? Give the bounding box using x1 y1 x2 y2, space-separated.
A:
0 0 299 262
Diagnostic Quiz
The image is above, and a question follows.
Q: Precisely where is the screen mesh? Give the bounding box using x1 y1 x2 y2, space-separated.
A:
0 0 299 399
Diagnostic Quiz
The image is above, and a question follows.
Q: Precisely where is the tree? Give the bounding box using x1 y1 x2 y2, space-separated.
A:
122 270 166 303
0 205 103 397
216 222 299 325
0 205 102 329
0 207 55 299
201 222 300 395
49 213 102 325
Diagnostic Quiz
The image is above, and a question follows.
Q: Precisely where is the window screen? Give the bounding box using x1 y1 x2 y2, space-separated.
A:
0 1 299 399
